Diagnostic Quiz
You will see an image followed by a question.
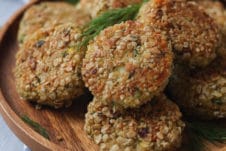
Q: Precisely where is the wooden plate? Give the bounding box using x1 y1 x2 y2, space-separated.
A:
0 1 98 151
0 1 225 151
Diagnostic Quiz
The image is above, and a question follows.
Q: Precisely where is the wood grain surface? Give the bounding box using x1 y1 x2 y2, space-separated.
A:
0 1 226 151
0 1 98 151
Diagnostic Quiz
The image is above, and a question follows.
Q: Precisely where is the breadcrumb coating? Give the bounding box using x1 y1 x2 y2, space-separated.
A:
137 0 221 68
15 23 85 108
195 0 226 64
167 63 226 119
85 94 185 151
18 1 91 44
82 21 173 108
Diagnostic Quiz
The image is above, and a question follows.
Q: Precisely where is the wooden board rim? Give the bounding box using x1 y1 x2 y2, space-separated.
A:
0 1 69 151
0 90 65 151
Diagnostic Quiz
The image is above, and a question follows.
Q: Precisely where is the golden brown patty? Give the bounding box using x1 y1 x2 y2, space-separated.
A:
137 0 221 68
167 63 226 119
195 0 226 63
80 0 142 18
15 23 85 108
82 21 173 108
18 1 91 44
85 94 185 151
196 0 226 31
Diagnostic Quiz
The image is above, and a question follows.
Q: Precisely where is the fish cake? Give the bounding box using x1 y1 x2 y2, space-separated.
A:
18 1 91 44
137 0 221 68
84 94 185 151
82 21 173 108
196 0 226 31
80 0 142 18
195 0 226 64
14 23 85 108
167 0 226 119
167 63 226 119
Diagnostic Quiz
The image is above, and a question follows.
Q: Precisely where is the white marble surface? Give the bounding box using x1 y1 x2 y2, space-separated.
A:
0 1 30 151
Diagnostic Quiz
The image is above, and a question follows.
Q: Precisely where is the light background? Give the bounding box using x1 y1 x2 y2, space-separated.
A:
0 1 30 151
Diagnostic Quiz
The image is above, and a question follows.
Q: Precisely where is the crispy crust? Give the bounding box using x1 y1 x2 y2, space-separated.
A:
14 23 85 108
80 0 142 18
195 0 226 64
196 0 226 31
167 63 226 119
167 1 226 120
137 0 221 68
82 21 173 108
18 2 91 44
85 94 185 151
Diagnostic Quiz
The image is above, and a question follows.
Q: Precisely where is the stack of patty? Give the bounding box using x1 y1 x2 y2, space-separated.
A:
136 0 226 120
166 0 226 120
14 0 226 150
15 1 185 150
82 0 225 150
83 20 185 150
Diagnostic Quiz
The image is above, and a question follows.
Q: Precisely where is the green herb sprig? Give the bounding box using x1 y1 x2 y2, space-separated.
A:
80 4 142 47
187 121 226 151
188 131 206 151
21 115 50 140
